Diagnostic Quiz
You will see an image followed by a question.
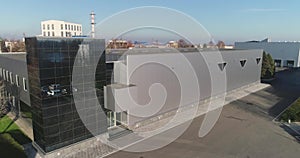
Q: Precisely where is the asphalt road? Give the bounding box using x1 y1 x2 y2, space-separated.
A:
106 69 300 158
267 69 300 117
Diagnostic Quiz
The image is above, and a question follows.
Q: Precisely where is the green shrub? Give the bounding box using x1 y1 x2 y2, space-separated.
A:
280 98 300 122
261 51 275 79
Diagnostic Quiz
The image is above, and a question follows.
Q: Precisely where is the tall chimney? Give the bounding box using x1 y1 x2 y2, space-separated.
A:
90 11 96 38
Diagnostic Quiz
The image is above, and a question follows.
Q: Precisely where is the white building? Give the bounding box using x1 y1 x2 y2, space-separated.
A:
41 20 83 37
235 38 300 67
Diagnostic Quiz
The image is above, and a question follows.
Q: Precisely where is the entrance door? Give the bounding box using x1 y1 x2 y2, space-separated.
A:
107 111 128 128
116 112 121 126
107 111 116 128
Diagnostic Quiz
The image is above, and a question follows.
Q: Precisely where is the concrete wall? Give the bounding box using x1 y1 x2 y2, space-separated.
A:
235 42 300 67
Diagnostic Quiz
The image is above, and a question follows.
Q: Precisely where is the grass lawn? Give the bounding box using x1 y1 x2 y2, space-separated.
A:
0 115 31 158
280 98 300 122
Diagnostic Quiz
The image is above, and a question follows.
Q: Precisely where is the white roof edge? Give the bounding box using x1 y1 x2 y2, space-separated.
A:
41 20 82 25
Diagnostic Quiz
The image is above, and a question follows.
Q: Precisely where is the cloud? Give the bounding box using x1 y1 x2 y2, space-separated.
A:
242 8 286 12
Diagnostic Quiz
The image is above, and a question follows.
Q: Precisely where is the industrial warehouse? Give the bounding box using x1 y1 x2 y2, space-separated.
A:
235 38 300 67
0 37 264 157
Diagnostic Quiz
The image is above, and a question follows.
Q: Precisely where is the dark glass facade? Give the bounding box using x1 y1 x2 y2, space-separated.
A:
25 37 107 152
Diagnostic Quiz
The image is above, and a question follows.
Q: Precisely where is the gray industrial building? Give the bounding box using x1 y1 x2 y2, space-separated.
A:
104 48 263 127
0 52 30 116
235 38 300 67
0 37 263 156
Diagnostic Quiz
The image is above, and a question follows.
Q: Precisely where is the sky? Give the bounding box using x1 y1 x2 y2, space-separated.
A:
1 0 300 44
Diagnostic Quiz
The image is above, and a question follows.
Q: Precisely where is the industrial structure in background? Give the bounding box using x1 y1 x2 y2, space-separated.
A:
41 20 83 37
235 38 300 67
90 11 96 38
107 39 134 49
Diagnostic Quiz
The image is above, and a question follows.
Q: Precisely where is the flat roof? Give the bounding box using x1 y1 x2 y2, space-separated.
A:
106 48 263 62
41 20 82 25
31 36 101 40
0 52 26 62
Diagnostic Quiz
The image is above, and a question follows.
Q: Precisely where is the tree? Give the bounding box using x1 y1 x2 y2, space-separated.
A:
11 40 26 52
0 39 25 52
178 39 188 48
216 40 225 49
178 39 194 48
0 39 8 52
280 99 300 122
267 53 275 75
208 41 215 47
261 51 275 79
